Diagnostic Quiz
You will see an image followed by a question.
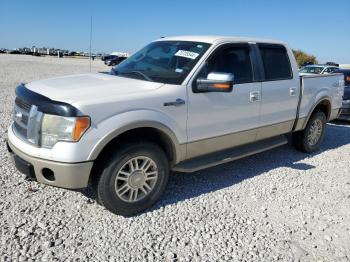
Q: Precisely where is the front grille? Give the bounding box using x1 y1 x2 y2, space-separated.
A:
15 97 32 111
13 96 42 146
14 121 27 138
13 98 31 140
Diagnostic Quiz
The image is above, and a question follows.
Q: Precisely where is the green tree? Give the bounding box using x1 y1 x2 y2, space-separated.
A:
292 49 318 67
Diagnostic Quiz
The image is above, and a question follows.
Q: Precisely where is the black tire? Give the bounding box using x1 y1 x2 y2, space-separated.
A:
293 111 327 153
95 142 169 217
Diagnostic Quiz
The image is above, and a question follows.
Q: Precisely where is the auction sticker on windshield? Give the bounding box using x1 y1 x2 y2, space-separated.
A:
174 50 199 60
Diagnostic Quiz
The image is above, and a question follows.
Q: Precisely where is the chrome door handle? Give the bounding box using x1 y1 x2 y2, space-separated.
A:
249 91 260 102
163 98 186 107
289 87 297 96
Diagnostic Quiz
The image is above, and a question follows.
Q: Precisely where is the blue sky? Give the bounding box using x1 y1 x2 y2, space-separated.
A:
1 0 349 63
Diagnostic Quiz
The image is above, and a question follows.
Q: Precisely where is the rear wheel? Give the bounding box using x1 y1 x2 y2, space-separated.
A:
95 142 169 216
293 111 327 153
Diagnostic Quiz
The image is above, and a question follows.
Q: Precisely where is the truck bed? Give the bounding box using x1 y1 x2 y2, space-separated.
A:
295 73 344 130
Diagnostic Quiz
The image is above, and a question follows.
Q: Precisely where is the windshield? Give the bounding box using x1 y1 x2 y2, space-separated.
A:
300 66 324 74
111 41 211 85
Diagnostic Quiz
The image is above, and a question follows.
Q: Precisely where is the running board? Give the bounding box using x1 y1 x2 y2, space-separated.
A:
172 135 288 173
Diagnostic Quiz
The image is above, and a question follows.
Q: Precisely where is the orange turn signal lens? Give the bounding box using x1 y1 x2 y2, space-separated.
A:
73 117 90 141
212 83 230 89
346 76 350 82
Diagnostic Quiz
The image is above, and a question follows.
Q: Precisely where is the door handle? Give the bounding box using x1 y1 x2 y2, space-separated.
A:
249 91 260 102
289 87 297 96
163 98 186 107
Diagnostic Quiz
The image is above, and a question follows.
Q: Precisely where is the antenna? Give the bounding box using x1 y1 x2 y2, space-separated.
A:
89 16 92 72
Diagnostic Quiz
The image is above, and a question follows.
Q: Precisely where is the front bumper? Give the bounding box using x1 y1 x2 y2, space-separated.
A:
7 140 93 189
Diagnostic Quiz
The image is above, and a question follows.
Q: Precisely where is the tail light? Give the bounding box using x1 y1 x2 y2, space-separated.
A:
346 76 350 85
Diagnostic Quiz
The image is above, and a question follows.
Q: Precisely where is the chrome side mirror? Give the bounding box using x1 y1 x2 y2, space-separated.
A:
195 72 234 93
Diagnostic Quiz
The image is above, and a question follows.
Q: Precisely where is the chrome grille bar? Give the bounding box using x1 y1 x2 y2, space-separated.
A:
13 97 43 146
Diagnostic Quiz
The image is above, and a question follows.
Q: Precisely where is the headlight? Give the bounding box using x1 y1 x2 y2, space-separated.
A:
343 100 350 105
41 114 90 148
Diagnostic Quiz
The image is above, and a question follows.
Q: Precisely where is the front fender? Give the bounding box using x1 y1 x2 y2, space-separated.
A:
86 110 186 163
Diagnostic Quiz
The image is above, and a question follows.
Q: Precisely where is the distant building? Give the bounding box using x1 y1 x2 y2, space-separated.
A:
3 45 128 58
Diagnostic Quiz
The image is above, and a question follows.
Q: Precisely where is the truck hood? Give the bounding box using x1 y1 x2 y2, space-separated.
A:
25 73 164 104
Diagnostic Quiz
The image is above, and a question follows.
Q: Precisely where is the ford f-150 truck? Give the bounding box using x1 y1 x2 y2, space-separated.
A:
7 36 344 216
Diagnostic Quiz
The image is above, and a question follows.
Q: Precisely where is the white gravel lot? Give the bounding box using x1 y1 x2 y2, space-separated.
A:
0 54 350 261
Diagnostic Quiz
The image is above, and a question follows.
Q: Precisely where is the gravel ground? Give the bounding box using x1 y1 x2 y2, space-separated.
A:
0 54 350 261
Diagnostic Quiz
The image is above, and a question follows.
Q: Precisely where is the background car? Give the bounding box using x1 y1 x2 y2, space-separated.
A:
104 56 127 66
325 62 339 67
299 65 339 75
335 69 350 121
101 54 115 61
8 50 21 54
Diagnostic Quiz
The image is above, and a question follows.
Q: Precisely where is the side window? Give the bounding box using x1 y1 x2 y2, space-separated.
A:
198 46 254 84
259 45 292 81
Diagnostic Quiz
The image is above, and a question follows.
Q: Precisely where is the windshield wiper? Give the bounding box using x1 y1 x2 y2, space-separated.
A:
120 71 153 81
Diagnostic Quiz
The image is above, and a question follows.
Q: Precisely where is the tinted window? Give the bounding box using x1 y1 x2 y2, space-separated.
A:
198 46 254 84
259 45 292 80
300 66 324 74
325 67 337 73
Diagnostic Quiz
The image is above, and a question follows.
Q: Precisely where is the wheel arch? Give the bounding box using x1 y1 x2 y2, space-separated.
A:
88 122 183 187
89 121 183 164
302 97 331 129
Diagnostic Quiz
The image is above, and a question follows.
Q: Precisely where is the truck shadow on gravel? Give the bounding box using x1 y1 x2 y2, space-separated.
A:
149 123 350 212
81 123 349 215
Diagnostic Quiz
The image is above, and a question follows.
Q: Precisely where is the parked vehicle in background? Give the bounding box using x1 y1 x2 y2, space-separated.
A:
325 62 339 67
335 69 350 121
104 56 127 66
7 36 344 216
299 65 339 75
101 55 115 61
301 61 314 67
8 50 21 54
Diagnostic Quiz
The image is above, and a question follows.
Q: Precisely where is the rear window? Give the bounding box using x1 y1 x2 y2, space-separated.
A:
259 45 293 81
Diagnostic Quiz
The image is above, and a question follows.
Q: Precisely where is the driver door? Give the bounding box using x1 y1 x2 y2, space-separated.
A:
186 43 262 158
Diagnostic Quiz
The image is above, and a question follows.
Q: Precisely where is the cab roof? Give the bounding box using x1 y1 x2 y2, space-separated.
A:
156 35 286 45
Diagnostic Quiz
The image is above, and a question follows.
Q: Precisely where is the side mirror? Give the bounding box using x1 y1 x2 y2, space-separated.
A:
195 72 234 93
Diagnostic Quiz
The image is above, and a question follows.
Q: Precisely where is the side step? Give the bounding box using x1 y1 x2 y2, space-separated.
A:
172 135 288 173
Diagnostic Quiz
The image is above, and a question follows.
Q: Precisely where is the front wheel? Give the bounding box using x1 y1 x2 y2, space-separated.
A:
293 111 327 153
95 142 169 216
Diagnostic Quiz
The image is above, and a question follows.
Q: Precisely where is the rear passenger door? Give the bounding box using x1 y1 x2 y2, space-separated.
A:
256 44 300 140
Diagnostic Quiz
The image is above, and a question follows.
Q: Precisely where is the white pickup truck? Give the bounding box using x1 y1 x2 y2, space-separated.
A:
7 36 344 216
